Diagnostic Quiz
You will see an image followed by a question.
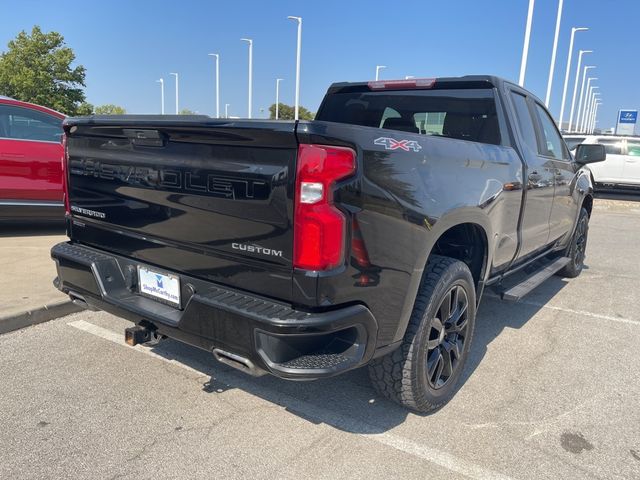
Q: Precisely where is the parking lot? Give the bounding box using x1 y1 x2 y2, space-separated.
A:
1 198 639 480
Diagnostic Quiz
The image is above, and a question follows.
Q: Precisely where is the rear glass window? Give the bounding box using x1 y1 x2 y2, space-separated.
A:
0 104 62 142
316 88 501 145
596 139 624 155
627 141 640 156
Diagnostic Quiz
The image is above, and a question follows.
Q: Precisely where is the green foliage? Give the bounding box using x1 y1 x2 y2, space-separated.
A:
179 108 197 115
95 104 126 115
76 102 94 115
268 103 314 120
0 26 87 116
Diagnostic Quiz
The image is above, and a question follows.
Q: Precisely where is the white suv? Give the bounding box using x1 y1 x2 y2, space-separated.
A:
563 135 640 189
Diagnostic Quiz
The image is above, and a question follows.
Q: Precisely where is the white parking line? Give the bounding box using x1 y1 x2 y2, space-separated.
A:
483 295 640 327
67 319 515 480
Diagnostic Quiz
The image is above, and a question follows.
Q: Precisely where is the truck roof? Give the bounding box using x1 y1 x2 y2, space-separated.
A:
326 75 511 94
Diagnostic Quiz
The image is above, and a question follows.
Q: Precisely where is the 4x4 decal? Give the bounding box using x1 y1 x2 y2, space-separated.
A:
374 137 422 152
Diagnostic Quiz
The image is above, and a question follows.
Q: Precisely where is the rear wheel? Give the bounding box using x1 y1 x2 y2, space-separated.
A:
557 207 589 278
368 255 476 413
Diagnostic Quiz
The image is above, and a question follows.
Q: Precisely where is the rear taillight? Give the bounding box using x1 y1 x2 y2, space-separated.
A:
367 78 436 90
293 144 356 271
62 133 70 215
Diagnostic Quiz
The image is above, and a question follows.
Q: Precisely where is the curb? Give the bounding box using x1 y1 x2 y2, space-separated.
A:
0 300 83 335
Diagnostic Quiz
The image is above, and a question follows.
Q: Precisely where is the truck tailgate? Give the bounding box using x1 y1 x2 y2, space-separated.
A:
64 117 297 301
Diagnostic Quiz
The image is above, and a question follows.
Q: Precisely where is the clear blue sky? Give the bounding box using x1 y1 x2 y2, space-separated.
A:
1 0 638 130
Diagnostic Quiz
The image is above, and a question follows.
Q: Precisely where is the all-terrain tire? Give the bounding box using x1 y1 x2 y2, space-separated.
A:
368 255 476 413
557 207 589 278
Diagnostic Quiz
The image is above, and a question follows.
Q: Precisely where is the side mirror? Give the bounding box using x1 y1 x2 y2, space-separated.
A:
575 144 606 164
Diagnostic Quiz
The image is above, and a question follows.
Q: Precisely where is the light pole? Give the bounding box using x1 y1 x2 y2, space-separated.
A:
170 72 179 114
287 16 302 121
591 102 602 133
589 101 601 133
571 64 595 132
225 103 230 118
580 82 597 132
558 27 588 129
208 53 220 118
582 86 598 133
545 0 564 106
275 78 283 120
375 65 386 81
567 50 592 131
240 38 253 119
585 92 600 133
156 78 164 114
518 0 535 86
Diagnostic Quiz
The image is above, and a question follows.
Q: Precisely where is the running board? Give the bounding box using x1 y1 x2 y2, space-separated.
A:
500 257 571 302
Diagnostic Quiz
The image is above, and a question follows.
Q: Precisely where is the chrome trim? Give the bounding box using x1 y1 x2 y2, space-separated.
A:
0 136 62 145
0 200 63 207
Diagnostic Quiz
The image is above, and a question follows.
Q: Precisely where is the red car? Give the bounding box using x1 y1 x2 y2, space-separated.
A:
0 96 65 221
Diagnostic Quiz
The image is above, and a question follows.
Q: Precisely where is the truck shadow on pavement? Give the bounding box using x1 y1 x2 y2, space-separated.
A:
145 274 570 434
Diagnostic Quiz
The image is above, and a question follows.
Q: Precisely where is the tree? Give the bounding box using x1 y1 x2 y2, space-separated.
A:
0 26 87 115
95 104 126 115
268 103 314 120
179 108 197 115
76 102 94 115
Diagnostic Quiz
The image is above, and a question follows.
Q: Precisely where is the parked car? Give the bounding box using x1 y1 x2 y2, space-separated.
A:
563 134 640 190
51 76 604 412
0 96 65 221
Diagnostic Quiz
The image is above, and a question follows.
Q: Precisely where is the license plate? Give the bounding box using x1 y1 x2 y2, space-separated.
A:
138 266 181 307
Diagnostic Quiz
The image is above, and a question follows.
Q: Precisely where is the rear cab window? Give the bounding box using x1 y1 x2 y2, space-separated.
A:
316 87 502 146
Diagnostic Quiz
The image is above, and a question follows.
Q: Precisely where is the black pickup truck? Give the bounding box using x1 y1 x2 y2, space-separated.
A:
51 76 605 412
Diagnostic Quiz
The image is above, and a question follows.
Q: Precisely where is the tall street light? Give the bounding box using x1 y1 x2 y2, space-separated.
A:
558 27 588 129
208 53 220 118
585 91 601 133
156 78 164 115
275 78 283 120
170 72 179 114
571 64 595 132
545 0 564 106
568 50 592 131
518 0 535 86
375 65 386 81
582 86 599 133
287 16 302 121
580 81 598 132
590 102 602 133
241 38 253 118
585 95 600 133
225 103 230 119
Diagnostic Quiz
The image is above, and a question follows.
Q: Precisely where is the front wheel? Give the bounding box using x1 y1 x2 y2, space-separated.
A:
557 207 589 278
368 255 476 413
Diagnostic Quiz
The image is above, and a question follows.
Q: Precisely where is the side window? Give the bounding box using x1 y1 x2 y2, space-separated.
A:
597 139 624 155
534 103 567 160
0 105 62 142
563 137 586 151
627 141 640 156
510 92 538 153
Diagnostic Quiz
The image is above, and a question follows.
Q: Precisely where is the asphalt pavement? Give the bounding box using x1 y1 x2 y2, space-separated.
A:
1 199 639 479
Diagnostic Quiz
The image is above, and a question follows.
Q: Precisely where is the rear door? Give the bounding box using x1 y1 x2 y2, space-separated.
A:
587 137 626 183
507 89 555 259
622 139 640 184
65 118 298 301
531 101 576 244
0 104 63 204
